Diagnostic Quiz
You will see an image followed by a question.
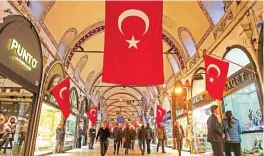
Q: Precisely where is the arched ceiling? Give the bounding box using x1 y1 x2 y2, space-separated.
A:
35 1 216 120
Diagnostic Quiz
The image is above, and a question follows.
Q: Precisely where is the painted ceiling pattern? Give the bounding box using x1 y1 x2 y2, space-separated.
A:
26 0 233 120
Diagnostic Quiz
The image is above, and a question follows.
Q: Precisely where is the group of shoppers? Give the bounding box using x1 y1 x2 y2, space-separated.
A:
207 105 242 156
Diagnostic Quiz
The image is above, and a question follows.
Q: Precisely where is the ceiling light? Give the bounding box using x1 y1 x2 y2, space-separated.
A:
119 99 122 101
174 88 182 94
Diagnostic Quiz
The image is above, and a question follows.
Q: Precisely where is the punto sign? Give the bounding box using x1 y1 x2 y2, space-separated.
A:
10 38 38 71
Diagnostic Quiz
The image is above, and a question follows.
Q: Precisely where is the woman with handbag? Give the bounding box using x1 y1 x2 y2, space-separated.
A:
123 124 132 155
222 111 242 156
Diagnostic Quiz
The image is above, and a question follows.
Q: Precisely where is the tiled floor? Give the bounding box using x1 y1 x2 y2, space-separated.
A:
49 141 200 156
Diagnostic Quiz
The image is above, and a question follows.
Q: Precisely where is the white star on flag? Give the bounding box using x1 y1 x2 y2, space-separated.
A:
126 35 140 49
209 77 214 82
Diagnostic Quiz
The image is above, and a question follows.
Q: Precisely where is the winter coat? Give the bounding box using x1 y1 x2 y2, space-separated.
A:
96 127 110 141
222 117 241 143
56 127 64 141
89 128 96 138
123 128 132 149
137 126 147 140
145 126 153 140
130 128 137 140
156 126 166 140
113 127 121 141
77 128 83 138
207 114 223 143
173 125 185 140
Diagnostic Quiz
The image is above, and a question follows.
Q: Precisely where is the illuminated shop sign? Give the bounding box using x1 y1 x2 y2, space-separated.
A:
192 94 204 105
10 38 38 71
176 108 185 117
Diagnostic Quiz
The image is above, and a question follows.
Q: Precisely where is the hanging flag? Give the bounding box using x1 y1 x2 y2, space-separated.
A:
204 54 229 100
50 77 70 119
87 107 98 125
102 1 164 85
156 105 166 125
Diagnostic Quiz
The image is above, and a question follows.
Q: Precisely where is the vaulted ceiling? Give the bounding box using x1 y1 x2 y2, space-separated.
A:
27 0 227 120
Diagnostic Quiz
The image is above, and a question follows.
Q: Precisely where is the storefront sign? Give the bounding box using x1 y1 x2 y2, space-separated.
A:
192 94 204 105
0 15 42 92
191 92 214 109
176 108 185 117
10 38 38 71
225 64 255 92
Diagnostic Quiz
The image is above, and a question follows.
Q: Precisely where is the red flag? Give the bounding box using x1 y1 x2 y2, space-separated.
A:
156 105 166 125
87 107 97 125
103 1 164 85
50 77 70 119
204 54 229 100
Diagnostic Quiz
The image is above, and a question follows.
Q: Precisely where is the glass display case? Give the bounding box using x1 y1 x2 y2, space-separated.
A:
64 114 77 148
34 103 61 155
192 102 216 154
223 83 263 155
163 110 173 148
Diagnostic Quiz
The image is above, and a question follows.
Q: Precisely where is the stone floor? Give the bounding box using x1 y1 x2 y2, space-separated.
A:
49 141 201 156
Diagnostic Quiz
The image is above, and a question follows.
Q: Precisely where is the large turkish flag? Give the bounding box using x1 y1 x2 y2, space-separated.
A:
156 105 166 125
204 54 229 100
50 77 70 119
103 1 164 85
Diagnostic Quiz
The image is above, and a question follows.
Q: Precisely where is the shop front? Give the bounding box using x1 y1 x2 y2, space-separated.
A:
222 46 263 155
176 108 190 152
0 15 43 155
162 97 173 148
64 87 79 150
78 97 89 145
34 68 65 156
191 69 218 155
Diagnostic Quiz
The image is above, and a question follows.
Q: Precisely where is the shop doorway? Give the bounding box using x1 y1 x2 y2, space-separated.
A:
0 75 33 155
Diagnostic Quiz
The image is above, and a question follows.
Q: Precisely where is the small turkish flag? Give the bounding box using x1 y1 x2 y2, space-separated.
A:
50 77 70 119
103 1 164 85
87 107 97 125
204 54 229 100
156 105 166 125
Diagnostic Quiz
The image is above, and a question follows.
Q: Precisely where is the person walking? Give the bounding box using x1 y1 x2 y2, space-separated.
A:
156 123 166 153
55 124 64 153
138 124 147 155
130 126 137 151
88 125 96 149
145 123 153 154
113 123 121 155
207 105 225 156
123 124 132 155
222 111 242 156
96 123 111 156
77 126 84 148
119 127 124 147
173 121 185 156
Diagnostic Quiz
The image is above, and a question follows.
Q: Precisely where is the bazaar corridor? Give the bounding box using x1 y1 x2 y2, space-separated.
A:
0 1 263 156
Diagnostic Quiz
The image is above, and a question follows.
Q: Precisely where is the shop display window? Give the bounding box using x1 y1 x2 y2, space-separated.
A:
192 102 216 154
34 103 62 155
177 117 190 151
0 76 32 155
64 114 77 148
223 83 263 155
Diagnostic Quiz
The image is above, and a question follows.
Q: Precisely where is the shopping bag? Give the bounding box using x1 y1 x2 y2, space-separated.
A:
122 137 126 143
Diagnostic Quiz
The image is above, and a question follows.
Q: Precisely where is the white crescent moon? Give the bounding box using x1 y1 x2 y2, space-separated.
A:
118 9 149 35
207 64 221 78
158 110 162 117
59 87 67 99
90 109 96 116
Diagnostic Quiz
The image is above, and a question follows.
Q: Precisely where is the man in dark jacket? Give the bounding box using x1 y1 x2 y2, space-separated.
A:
138 124 147 155
113 123 121 154
145 123 153 154
119 127 124 147
96 123 111 156
173 121 185 156
55 124 64 153
77 126 83 148
89 126 96 149
130 126 137 151
207 105 225 156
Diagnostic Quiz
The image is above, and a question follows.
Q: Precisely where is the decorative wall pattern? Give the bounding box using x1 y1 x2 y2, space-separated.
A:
213 10 234 39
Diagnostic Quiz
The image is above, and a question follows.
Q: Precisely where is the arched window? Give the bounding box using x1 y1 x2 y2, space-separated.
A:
181 31 196 57
202 1 225 25
224 48 250 77
153 87 158 96
167 55 179 73
85 71 95 88
192 69 206 97
143 91 150 103
58 29 77 59
147 87 154 99
28 1 45 20
75 55 88 78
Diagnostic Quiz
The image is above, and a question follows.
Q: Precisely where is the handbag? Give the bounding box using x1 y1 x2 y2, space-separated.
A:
122 130 127 143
